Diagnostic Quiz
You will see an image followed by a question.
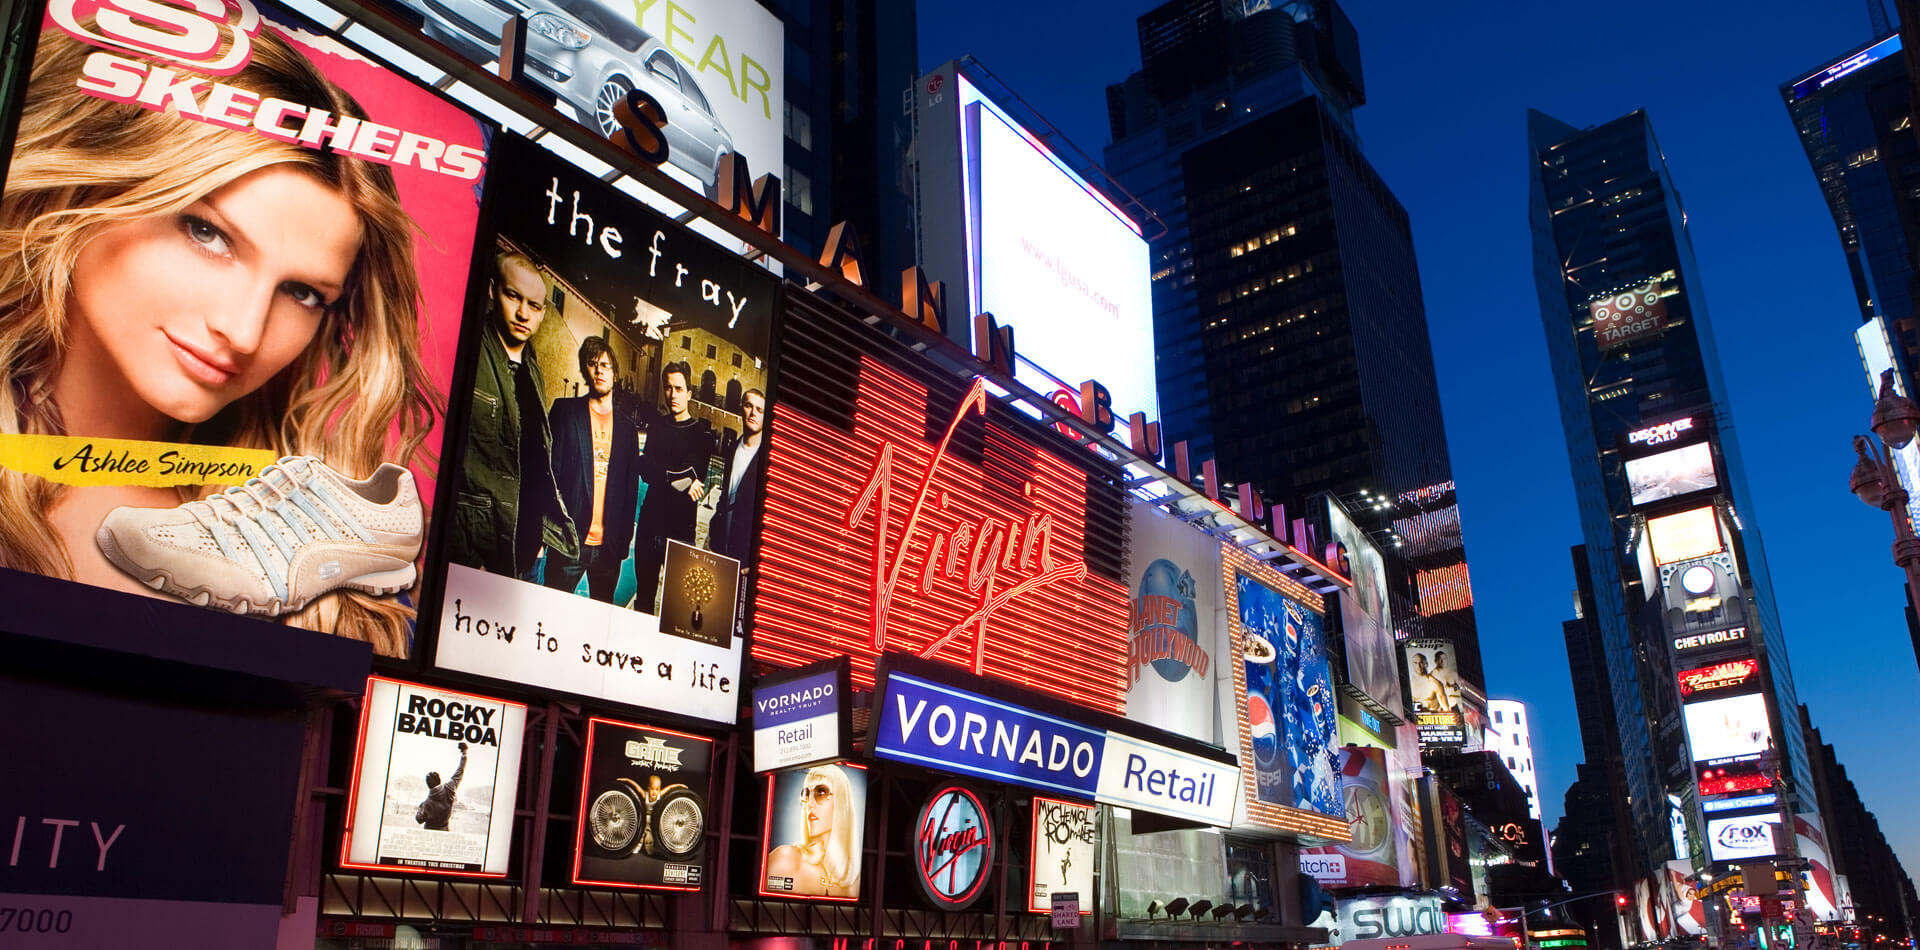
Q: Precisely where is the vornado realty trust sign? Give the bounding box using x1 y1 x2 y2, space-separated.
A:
869 656 1237 827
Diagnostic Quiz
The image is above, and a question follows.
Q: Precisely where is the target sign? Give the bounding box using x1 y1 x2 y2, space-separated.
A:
913 785 995 908
1589 281 1669 349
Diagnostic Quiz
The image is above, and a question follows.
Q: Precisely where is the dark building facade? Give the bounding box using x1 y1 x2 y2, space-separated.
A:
1527 108 1813 886
1800 706 1920 944
1105 1 1490 744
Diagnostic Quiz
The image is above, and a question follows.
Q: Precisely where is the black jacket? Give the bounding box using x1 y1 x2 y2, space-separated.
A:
709 428 767 562
448 328 578 574
548 394 643 555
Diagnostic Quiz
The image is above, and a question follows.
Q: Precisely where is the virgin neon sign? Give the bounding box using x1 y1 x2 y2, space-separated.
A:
753 356 1129 712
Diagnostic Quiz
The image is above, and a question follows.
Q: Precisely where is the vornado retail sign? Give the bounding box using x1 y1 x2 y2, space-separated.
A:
1338 894 1446 941
869 657 1237 827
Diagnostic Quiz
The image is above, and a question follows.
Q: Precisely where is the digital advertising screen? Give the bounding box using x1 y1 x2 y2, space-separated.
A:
1706 813 1780 862
1405 638 1466 747
1328 500 1403 716
1392 504 1463 558
1683 693 1774 763
1676 658 1760 698
1627 442 1717 507
1414 562 1474 617
1589 280 1670 350
431 133 777 724
1648 507 1723 565
572 718 713 890
377 0 784 202
1028 796 1096 914
1299 745 1399 888
1125 499 1222 743
1234 570 1342 819
960 74 1157 434
758 762 868 901
0 0 492 660
343 678 527 876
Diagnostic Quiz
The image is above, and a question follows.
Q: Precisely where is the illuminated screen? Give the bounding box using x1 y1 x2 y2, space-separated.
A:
343 678 527 877
1415 563 1474 617
1392 504 1463 557
758 762 868 901
1683 693 1773 762
1706 814 1779 862
1648 507 1722 565
572 719 714 890
1627 443 1718 506
965 77 1158 431
1329 501 1403 714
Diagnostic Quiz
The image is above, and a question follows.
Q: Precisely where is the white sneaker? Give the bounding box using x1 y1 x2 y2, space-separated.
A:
95 456 424 616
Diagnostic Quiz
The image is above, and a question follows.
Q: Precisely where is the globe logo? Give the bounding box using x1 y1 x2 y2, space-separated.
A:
1131 558 1208 684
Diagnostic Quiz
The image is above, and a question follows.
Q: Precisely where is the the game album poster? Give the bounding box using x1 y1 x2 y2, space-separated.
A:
343 677 527 876
572 718 714 890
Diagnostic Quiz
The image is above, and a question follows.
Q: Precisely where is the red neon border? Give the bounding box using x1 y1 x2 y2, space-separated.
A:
914 785 995 909
570 716 716 891
1026 795 1094 915
754 760 869 903
339 675 528 880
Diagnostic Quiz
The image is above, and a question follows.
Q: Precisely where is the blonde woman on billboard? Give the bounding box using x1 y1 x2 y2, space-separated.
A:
765 764 860 898
0 26 440 655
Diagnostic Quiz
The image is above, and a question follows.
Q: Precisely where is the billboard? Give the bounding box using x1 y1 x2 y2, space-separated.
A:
758 761 868 901
1339 894 1447 942
750 345 1132 712
343 678 527 876
572 718 713 890
1405 638 1466 747
1414 562 1474 617
1299 746 1400 888
0 0 491 660
1328 500 1403 716
1627 442 1717 507
752 659 852 773
1676 658 1760 698
382 0 783 197
1125 499 1221 742
1682 693 1773 762
1706 813 1779 862
1233 567 1343 819
431 133 776 724
1028 796 1096 914
915 64 1157 435
1648 507 1722 565
1589 280 1670 349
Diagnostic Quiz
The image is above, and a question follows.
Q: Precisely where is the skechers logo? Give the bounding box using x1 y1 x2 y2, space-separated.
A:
51 0 263 76
317 561 342 581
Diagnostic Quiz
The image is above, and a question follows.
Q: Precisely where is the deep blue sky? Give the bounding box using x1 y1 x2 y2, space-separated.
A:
918 1 1920 878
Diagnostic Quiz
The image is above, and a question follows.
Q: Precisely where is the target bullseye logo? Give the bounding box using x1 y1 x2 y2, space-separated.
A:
913 785 995 909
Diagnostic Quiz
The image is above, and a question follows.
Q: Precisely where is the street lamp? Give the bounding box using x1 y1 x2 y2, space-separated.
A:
1849 369 1920 622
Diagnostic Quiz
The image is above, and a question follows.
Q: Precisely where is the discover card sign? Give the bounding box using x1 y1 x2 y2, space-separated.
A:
870 661 1236 827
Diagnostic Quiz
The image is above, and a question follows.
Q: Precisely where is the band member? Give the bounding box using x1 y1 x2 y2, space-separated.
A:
448 247 577 580
631 361 715 610
709 389 767 562
546 337 642 602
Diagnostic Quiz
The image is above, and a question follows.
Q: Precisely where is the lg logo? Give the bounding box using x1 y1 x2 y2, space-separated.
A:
50 0 261 76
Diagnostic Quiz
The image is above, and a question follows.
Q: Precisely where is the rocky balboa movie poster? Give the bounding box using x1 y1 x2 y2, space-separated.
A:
573 718 713 890
343 678 528 876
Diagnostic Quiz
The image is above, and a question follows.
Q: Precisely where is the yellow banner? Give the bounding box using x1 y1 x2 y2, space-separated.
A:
0 434 279 487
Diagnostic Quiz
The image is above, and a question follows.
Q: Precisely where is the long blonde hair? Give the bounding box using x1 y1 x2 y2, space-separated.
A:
800 764 861 889
0 25 444 654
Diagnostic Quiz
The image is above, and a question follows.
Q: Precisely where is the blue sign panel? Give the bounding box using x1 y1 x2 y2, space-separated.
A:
874 673 1105 798
755 669 838 729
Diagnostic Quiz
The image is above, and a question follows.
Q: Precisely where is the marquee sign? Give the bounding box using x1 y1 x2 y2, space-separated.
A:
1677 658 1759 697
753 350 1129 712
914 786 995 909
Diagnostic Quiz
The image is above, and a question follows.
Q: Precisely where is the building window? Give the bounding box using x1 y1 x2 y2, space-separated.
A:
681 335 692 349
705 344 718 359
1494 710 1503 723
732 353 743 367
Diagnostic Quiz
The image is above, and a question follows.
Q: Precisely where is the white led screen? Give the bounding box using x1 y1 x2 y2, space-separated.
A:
964 77 1158 432
1627 443 1718 506
1682 693 1773 763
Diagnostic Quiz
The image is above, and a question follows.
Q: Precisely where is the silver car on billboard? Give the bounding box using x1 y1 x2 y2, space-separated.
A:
396 0 734 185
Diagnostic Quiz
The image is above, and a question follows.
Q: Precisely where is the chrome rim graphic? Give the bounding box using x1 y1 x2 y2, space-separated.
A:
588 788 641 851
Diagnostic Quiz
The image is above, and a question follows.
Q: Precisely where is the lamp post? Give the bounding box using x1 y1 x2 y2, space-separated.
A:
1848 369 1920 626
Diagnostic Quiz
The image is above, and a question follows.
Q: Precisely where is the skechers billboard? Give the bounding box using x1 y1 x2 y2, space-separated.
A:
0 0 492 658
430 134 777 725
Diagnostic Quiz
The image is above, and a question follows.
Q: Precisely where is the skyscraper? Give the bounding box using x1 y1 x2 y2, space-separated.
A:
1527 108 1815 888
1105 1 1489 745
